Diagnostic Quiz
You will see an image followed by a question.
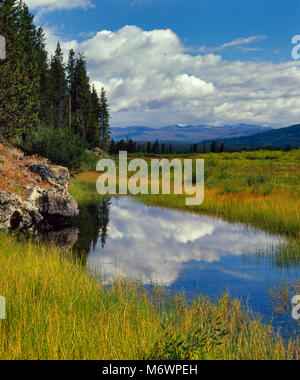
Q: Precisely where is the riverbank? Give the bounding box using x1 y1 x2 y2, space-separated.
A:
0 233 298 360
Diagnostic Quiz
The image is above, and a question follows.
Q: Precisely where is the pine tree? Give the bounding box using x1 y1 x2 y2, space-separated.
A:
210 141 218 153
66 49 76 129
86 85 100 148
99 87 110 150
117 139 126 152
18 4 41 126
0 0 40 140
146 141 152 154
152 139 160 154
219 141 225 153
35 27 51 124
99 198 111 248
48 42 68 128
126 139 135 153
109 139 116 154
74 53 90 137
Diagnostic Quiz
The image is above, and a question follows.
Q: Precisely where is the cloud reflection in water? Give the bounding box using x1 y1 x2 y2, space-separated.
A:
87 198 284 286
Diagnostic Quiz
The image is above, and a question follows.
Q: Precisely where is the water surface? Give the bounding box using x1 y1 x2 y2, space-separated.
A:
73 197 299 338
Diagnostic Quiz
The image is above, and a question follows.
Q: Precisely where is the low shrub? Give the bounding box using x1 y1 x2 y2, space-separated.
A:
20 124 88 169
79 150 100 172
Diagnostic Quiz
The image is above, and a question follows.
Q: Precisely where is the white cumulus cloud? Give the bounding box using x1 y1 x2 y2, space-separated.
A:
44 25 300 127
25 0 94 14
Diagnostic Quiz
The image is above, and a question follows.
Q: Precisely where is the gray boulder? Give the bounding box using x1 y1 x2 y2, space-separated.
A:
27 186 79 218
27 163 70 192
0 163 79 231
0 191 42 230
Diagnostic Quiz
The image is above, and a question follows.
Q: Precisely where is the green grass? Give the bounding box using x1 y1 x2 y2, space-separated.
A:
0 234 298 360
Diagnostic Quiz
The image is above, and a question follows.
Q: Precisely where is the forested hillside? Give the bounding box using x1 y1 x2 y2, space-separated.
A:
201 124 300 151
0 0 110 167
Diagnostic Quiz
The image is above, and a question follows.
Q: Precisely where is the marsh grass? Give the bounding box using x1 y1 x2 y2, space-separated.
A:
245 240 300 269
0 234 299 360
71 150 300 239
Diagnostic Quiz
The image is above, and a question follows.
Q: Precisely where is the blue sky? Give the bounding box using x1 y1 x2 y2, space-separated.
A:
30 0 300 62
26 0 300 127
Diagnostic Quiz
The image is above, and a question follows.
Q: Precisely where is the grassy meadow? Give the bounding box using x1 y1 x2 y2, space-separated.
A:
0 149 299 360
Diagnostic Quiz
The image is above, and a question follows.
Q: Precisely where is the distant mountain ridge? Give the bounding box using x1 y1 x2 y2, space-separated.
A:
201 124 300 150
111 124 273 143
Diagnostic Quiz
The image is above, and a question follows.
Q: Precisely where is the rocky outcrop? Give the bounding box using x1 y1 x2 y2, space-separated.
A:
27 186 79 219
26 164 70 192
0 160 79 232
0 191 42 230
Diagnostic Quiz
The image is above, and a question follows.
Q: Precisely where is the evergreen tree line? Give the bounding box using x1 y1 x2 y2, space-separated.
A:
0 0 110 152
44 43 110 150
109 139 174 155
109 137 293 156
109 139 226 155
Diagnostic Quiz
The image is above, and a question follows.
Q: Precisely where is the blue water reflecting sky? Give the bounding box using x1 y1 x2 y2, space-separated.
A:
87 197 299 337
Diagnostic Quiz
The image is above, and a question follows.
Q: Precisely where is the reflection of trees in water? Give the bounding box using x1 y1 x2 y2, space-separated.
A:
74 197 111 264
99 198 110 248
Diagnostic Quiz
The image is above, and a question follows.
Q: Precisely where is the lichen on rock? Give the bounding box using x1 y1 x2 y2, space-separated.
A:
0 144 79 231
